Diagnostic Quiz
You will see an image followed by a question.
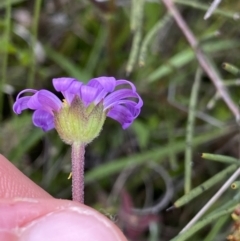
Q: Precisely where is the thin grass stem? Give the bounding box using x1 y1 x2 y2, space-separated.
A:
170 205 236 241
184 68 202 193
204 0 222 20
167 122 178 170
203 215 228 241
174 164 237 208
139 13 171 66
0 0 11 121
85 126 234 183
174 0 234 19
180 167 240 233
202 153 239 164
126 0 144 75
85 28 107 75
222 62 240 77
27 0 42 88
161 0 239 121
130 0 138 31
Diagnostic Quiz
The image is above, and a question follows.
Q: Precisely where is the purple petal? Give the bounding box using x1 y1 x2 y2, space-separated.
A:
13 89 38 114
15 89 38 99
52 78 75 92
108 100 141 117
27 90 62 112
108 94 143 109
124 102 141 117
92 89 108 105
53 78 83 104
88 77 116 92
32 109 55 131
134 93 143 109
103 89 139 110
88 77 116 104
13 96 32 114
107 105 135 129
62 80 83 104
80 85 98 106
115 79 136 92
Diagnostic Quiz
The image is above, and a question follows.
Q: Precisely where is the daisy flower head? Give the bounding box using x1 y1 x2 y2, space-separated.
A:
13 77 143 145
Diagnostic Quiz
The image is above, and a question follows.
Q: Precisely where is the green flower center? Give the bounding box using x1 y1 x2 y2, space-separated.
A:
54 96 107 145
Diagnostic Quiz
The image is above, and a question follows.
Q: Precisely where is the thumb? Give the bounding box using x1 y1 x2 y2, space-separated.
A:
0 198 127 241
0 154 51 198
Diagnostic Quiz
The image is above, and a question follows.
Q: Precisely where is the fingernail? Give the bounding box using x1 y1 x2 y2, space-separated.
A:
13 198 39 203
20 209 125 241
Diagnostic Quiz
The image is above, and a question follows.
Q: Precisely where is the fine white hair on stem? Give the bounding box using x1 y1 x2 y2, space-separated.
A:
204 0 222 20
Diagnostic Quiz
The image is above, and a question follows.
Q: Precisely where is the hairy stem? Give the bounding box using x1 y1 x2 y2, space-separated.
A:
71 143 85 203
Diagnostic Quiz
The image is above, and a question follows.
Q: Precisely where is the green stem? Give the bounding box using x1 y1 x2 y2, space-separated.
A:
184 68 202 193
174 164 237 208
126 0 144 75
173 0 234 18
170 205 236 241
201 153 239 164
203 215 229 241
139 13 171 66
27 0 42 87
106 0 116 75
0 0 11 121
71 143 85 203
222 62 240 77
180 167 240 233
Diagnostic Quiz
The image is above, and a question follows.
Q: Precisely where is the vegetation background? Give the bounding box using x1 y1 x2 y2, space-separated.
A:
1 0 240 240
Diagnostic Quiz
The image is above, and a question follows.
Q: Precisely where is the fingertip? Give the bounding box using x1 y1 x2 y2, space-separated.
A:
20 209 126 241
0 232 18 241
0 199 127 241
0 155 51 198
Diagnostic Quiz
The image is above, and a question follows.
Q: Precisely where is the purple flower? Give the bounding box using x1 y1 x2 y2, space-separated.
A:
13 77 143 134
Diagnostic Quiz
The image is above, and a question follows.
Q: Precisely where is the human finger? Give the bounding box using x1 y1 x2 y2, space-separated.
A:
0 154 51 198
0 198 127 241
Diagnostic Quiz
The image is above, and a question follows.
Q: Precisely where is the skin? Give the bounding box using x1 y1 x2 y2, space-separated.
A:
0 154 127 241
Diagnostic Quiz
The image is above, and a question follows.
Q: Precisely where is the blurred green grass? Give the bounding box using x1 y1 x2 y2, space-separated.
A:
1 0 240 240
